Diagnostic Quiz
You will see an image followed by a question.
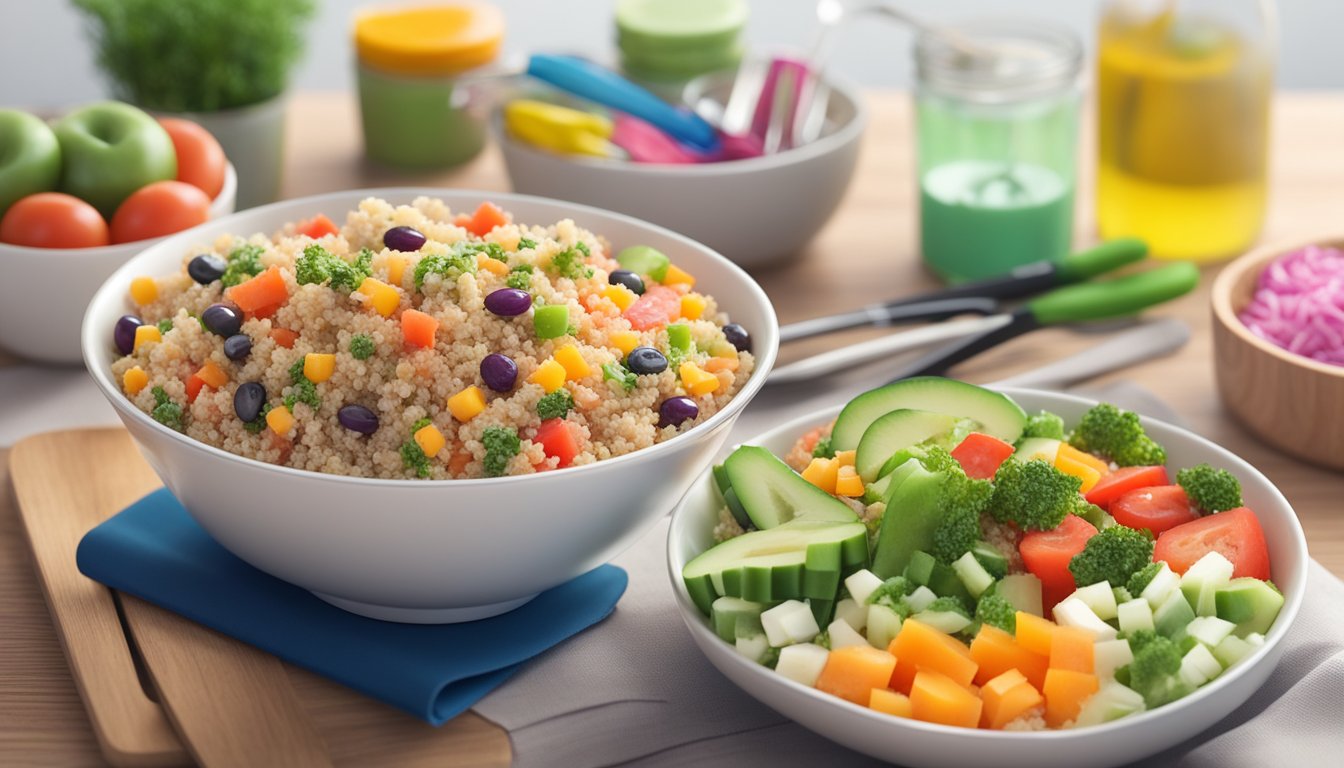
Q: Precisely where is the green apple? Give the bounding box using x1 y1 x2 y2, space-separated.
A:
53 101 176 217
0 109 61 218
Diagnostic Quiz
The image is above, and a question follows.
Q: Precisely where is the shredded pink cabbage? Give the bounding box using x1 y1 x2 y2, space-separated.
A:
1238 245 1344 366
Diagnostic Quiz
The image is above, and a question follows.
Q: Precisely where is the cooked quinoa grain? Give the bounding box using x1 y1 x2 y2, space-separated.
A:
110 198 755 479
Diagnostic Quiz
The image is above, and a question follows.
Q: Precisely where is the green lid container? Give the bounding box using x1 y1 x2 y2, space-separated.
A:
615 0 747 85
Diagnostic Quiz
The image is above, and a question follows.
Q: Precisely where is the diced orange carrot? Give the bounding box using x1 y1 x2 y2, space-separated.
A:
122 366 148 395
1015 612 1058 658
448 450 473 476
801 457 839 494
703 356 739 373
453 213 472 227
869 688 913 718
196 361 228 389
465 202 508 236
888 619 978 694
248 302 281 321
835 465 864 497
387 255 407 286
1043 668 1099 728
814 645 898 706
909 670 983 729
270 327 299 348
980 669 1044 730
401 308 439 349
834 449 857 467
227 266 289 313
969 624 1049 692
297 214 340 239
1049 626 1095 674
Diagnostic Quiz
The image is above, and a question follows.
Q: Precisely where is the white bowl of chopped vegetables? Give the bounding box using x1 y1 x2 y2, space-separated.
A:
667 382 1306 767
82 188 777 623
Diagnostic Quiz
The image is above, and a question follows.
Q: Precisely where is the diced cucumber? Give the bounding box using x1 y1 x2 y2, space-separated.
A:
1074 681 1146 727
1070 581 1119 621
912 608 973 635
854 409 959 482
1178 644 1223 688
844 569 885 606
1013 437 1062 464
1140 562 1181 607
831 377 1028 451
1153 590 1197 638
711 596 765 643
1180 551 1234 617
682 519 869 614
1053 597 1119 640
1117 599 1155 634
736 633 770 663
835 597 867 632
827 618 870 650
872 463 944 578
724 446 859 530
971 541 1008 579
761 599 822 647
1186 616 1236 648
952 551 995 599
867 604 904 650
905 585 938 613
1246 632 1265 646
905 550 937 586
904 550 973 605
1212 635 1256 668
1094 639 1135 679
994 573 1044 617
615 245 670 281
775 643 830 687
1214 578 1284 637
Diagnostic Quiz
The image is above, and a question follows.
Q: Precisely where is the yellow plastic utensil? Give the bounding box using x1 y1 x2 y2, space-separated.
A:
503 100 616 158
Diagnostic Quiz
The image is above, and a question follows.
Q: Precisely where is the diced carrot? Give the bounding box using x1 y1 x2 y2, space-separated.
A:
465 202 508 236
703 356 739 373
869 688 913 718
1015 612 1058 658
1049 626 1095 674
248 302 281 321
297 214 340 239
303 353 336 383
453 213 472 227
834 449 857 467
909 669 983 729
266 404 295 435
185 374 205 404
814 645 898 706
535 418 579 467
950 433 1016 480
888 619 978 694
446 386 487 422
679 361 719 396
1055 452 1103 493
448 450 473 476
122 366 148 396
270 327 299 348
835 465 864 497
227 266 289 313
196 361 228 389
980 669 1044 730
387 255 407 286
661 264 695 287
969 624 1049 692
401 308 439 349
801 457 839 494
477 253 509 276
1043 668 1099 728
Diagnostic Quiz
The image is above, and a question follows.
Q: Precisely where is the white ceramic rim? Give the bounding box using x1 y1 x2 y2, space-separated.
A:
81 187 780 488
666 386 1308 743
488 75 868 174
0 162 237 258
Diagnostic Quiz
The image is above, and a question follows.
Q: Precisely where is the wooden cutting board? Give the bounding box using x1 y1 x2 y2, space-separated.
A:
7 428 511 767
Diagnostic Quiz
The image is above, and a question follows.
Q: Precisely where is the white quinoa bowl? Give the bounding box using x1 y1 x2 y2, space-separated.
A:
83 188 778 623
667 388 1306 767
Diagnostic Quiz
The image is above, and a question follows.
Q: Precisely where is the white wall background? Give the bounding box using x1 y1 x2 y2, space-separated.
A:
1 0 1341 108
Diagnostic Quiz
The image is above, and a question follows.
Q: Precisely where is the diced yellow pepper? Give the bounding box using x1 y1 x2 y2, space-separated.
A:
610 330 640 357
266 405 295 435
1057 444 1111 477
834 449 857 468
446 385 487 422
414 424 446 458
554 344 592 380
133 324 161 352
196 361 228 388
802 457 839 494
600 284 637 312
869 689 913 718
662 264 695 287
357 277 400 317
303 353 336 383
122 366 149 395
387 255 407 286
1055 454 1102 493
477 253 509 276
129 276 157 305
679 361 719 396
680 293 707 320
529 358 567 393
836 465 864 497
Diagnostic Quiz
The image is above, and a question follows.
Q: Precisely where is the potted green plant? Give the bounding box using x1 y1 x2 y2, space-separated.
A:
73 0 315 208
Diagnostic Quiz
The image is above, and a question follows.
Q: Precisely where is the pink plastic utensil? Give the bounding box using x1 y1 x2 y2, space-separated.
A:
611 113 702 164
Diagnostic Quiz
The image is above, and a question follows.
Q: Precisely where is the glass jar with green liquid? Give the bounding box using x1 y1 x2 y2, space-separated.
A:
915 22 1083 283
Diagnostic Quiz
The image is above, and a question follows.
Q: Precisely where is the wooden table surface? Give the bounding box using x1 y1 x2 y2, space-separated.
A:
4 90 1343 765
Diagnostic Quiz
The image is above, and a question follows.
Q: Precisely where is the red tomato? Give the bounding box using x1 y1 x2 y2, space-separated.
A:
157 117 227 199
535 418 579 468
465 201 508 236
0 192 109 248
950 432 1015 480
1084 465 1170 509
624 285 681 330
185 374 206 404
1111 485 1199 536
109 181 210 244
296 214 339 239
1019 515 1099 610
1154 507 1271 580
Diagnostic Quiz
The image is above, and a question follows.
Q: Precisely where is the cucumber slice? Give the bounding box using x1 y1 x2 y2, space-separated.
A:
1074 681 1146 726
615 245 670 281
723 445 858 530
872 464 946 578
775 643 830 687
683 519 869 614
1212 635 1255 668
1140 562 1181 607
971 541 1008 579
1094 638 1134 679
835 597 868 632
1186 616 1236 648
1153 590 1197 638
711 596 765 643
761 599 822 647
1178 644 1223 687
1053 597 1119 640
1013 437 1062 464
1214 578 1283 637
905 585 938 613
712 463 731 495
867 604 904 650
994 573 1044 617
1117 598 1155 634
952 551 995 599
1070 582 1119 621
831 376 1028 451
1180 551 1234 617
736 633 770 663
827 618 870 650
912 608 973 635
854 409 959 482
844 569 885 606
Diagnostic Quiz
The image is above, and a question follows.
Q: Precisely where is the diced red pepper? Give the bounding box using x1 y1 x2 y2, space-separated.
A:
1084 465 1170 509
185 374 205 403
535 418 579 468
950 433 1015 480
1019 515 1099 611
464 202 508 236
297 214 340 239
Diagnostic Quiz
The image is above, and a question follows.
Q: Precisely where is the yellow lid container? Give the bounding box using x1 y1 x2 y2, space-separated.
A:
354 3 506 76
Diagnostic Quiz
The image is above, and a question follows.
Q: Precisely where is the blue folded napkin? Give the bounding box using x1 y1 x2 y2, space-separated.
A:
75 488 628 725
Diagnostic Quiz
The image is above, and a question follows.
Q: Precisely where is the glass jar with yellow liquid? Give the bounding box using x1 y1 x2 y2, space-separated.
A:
1097 0 1276 261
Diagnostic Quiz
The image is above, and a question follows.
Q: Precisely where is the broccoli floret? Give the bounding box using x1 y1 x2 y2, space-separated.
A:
547 246 594 280
411 417 433 432
866 576 915 615
758 645 781 669
482 426 521 478
505 264 533 290
812 630 831 650
349 334 375 360
989 458 1082 531
156 317 174 334
601 361 637 392
400 440 431 478
294 244 373 292
1068 403 1167 467
518 237 537 250
1124 631 1192 707
1022 410 1066 440
463 242 507 262
536 390 574 420
1068 526 1155 588
243 402 273 434
413 251 477 290
1127 561 1164 596
149 386 183 431
975 592 1017 633
931 504 982 564
220 244 265 287
909 446 993 563
1176 463 1243 512
811 434 836 459
923 595 972 618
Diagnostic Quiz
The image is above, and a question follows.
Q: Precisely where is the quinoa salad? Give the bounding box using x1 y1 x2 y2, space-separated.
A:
109 197 756 479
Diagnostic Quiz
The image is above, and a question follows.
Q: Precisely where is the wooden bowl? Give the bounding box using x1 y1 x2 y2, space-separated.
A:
1212 236 1344 471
